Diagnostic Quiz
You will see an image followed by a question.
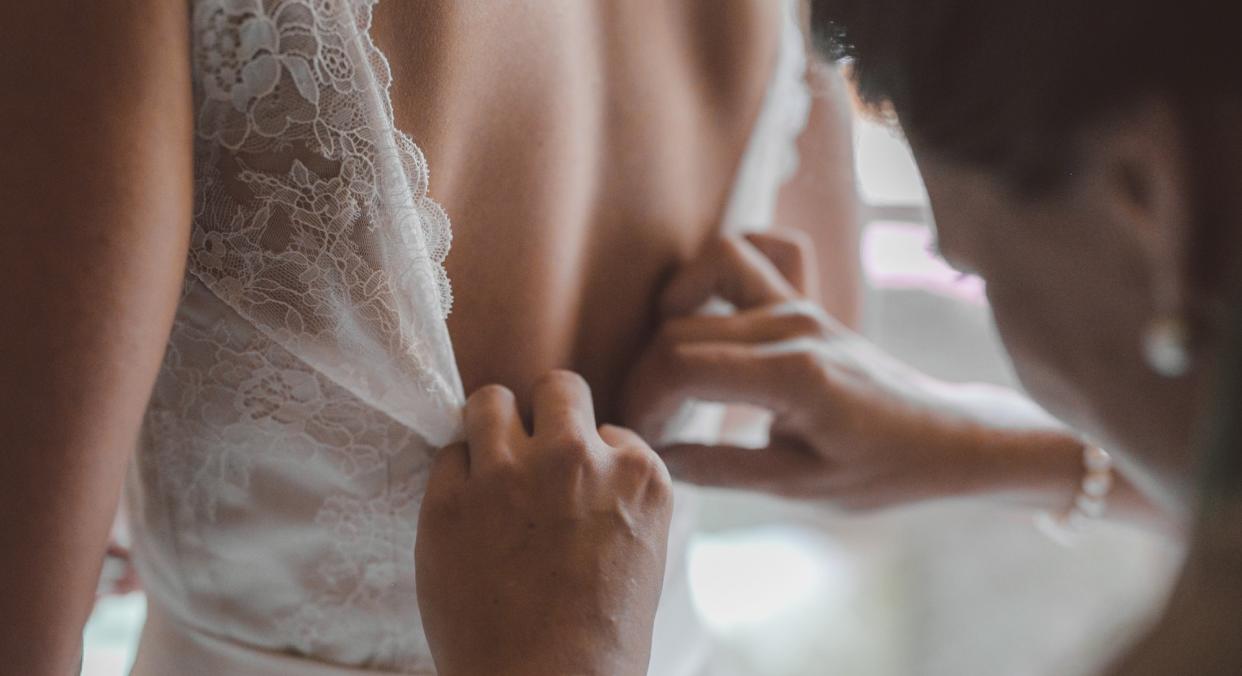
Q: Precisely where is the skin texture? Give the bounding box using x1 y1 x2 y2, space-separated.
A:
622 233 1159 520
416 373 672 676
370 1 861 419
0 2 192 673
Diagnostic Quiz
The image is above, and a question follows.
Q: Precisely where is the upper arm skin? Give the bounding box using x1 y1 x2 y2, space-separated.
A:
0 3 192 672
773 59 863 329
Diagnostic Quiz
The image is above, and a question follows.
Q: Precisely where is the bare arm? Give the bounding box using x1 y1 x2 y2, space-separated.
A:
624 234 1172 530
0 3 192 672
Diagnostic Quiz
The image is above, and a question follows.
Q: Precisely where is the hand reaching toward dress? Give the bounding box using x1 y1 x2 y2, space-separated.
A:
416 371 673 676
622 233 1110 514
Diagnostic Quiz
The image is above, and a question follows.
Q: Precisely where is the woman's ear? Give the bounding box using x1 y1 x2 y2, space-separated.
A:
1101 97 1192 305
1085 97 1196 375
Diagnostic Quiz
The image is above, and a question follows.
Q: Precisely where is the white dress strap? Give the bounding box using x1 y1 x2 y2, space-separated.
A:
720 0 812 234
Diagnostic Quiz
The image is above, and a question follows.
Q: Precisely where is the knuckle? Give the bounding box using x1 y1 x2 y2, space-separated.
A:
477 454 519 480
614 446 672 497
535 369 588 393
615 446 657 475
597 423 625 442
466 383 515 410
545 429 594 459
648 466 674 503
644 458 675 503
779 310 826 338
430 442 466 472
599 422 643 443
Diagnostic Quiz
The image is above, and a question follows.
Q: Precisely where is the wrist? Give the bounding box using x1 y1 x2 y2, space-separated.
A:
925 381 1085 511
962 420 1085 512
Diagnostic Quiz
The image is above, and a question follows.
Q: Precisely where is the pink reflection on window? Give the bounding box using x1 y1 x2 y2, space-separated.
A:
861 221 987 305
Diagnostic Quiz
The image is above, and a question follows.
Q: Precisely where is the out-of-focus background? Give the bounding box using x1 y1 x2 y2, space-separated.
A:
82 104 1183 676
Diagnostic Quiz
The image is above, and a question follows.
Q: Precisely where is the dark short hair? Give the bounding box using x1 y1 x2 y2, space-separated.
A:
810 0 1236 190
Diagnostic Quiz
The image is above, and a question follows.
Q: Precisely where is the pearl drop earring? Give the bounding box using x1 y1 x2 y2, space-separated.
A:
1142 315 1191 378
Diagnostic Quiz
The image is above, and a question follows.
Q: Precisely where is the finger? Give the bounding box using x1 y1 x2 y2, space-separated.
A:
531 370 598 440
659 301 833 345
427 442 469 495
624 339 825 445
661 236 799 317
598 424 673 505
464 384 526 472
597 424 646 449
744 231 817 297
639 342 812 415
658 441 822 494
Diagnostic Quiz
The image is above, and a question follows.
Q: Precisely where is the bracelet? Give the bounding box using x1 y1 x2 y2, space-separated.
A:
1034 445 1113 546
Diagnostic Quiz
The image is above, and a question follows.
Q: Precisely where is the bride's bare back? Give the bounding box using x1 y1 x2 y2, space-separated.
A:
371 1 782 416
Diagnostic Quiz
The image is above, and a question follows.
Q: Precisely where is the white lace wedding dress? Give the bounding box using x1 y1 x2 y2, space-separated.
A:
125 1 810 674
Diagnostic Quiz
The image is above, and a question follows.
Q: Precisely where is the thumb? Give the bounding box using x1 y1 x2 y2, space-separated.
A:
658 438 824 496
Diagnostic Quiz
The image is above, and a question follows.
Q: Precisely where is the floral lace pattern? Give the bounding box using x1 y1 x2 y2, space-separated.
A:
277 480 430 666
138 277 435 670
190 0 464 447
131 0 456 670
